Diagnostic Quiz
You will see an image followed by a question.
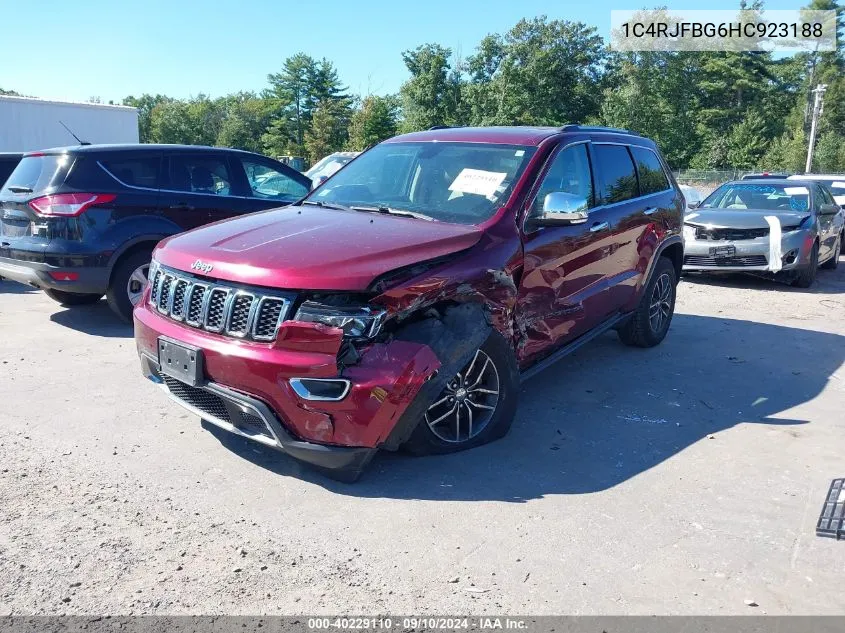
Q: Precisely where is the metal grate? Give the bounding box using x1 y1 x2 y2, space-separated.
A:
253 298 286 340
185 284 207 325
162 376 230 422
204 289 228 331
149 269 163 304
157 274 174 311
148 266 292 342
684 255 768 267
817 478 845 540
227 294 255 336
695 227 769 241
171 280 189 319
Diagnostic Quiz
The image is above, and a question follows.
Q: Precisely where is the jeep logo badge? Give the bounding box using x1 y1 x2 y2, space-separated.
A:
191 259 214 274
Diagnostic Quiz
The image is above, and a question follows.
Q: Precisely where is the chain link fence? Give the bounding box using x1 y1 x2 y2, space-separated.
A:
672 169 761 195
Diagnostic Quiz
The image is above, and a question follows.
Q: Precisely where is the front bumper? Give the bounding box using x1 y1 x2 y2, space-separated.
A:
134 302 441 479
0 255 110 294
682 230 813 273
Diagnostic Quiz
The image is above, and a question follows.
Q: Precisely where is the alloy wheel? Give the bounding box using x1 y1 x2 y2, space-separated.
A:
127 263 150 306
648 272 673 334
425 349 500 443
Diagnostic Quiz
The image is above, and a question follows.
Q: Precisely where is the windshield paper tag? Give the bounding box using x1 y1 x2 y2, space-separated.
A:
449 169 507 197
784 187 809 196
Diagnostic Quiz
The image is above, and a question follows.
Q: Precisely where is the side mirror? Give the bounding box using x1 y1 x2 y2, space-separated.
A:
535 191 589 226
311 175 328 190
687 201 701 210
819 203 840 215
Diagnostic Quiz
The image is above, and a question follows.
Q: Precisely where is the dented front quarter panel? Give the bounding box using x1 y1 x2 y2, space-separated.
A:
372 211 524 343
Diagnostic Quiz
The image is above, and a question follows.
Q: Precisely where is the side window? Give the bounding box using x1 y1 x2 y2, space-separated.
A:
593 144 638 205
819 185 835 206
531 144 593 215
101 156 161 189
242 159 309 201
169 155 232 195
631 147 670 196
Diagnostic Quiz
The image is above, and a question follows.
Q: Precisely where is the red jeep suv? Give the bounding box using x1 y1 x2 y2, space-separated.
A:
134 125 684 481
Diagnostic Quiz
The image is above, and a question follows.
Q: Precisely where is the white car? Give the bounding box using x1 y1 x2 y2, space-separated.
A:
305 152 360 185
788 174 845 206
679 184 704 210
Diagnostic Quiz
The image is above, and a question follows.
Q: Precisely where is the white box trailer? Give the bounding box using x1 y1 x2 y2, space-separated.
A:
0 95 139 152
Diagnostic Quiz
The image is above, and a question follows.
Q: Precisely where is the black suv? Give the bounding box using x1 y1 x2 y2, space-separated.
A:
0 144 312 320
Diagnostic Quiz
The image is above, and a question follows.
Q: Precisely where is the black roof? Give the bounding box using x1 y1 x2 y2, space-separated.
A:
727 178 815 187
27 144 258 156
0 152 23 158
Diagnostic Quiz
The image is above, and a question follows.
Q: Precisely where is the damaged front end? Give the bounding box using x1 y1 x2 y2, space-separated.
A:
135 232 520 481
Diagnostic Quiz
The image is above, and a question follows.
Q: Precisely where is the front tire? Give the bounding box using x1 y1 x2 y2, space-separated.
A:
403 331 519 456
618 256 677 348
107 249 153 322
792 242 819 288
43 288 103 306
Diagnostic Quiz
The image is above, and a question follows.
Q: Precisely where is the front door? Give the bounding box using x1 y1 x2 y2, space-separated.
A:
515 142 617 367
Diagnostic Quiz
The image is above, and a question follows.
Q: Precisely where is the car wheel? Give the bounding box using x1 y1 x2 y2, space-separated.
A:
403 331 519 455
43 288 103 306
618 256 677 348
820 234 841 270
792 242 819 288
107 249 153 322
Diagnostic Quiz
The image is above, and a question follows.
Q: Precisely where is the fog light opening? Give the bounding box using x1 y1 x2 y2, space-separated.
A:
289 378 351 401
782 249 798 265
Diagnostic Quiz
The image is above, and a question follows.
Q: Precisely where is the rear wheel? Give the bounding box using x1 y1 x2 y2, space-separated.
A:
792 242 819 288
403 331 519 455
617 256 677 348
107 249 153 322
43 288 102 306
820 234 841 270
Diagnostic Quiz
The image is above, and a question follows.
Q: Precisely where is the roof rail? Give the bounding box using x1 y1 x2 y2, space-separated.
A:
560 124 639 136
428 125 451 130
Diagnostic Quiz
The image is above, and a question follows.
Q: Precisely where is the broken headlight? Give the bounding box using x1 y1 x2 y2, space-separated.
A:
294 301 387 340
682 223 697 241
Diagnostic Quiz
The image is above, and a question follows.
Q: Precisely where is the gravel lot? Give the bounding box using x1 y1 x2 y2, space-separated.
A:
1 260 844 616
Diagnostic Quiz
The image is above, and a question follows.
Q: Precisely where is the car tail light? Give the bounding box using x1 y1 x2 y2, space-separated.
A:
28 193 116 217
47 271 80 281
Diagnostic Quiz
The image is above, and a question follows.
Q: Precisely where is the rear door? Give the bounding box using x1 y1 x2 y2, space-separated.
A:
0 153 74 261
162 153 242 229
590 143 674 311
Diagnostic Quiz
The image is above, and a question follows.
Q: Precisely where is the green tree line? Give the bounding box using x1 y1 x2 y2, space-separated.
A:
115 0 845 171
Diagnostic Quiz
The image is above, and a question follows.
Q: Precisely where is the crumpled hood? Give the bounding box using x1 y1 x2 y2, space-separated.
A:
685 208 809 229
154 205 483 291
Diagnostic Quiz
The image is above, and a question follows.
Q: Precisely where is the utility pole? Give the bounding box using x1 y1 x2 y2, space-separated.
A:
805 84 827 174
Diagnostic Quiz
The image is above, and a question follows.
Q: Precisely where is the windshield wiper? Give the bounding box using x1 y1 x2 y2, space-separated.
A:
6 185 33 194
351 206 436 221
300 199 356 212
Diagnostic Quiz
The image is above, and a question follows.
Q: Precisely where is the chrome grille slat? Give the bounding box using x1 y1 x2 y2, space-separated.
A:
148 267 293 342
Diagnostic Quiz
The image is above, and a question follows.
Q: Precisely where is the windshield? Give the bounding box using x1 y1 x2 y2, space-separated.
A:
305 142 536 225
701 183 810 212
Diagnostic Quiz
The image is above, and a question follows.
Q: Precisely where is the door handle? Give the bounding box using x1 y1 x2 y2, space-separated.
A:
643 207 658 215
589 221 610 233
169 203 195 211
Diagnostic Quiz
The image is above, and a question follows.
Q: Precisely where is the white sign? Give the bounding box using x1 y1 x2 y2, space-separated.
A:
448 169 508 198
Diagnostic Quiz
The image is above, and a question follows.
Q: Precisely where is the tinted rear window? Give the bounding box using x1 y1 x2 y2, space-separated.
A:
101 156 162 189
631 147 670 195
0 158 19 186
1 154 74 194
593 144 638 204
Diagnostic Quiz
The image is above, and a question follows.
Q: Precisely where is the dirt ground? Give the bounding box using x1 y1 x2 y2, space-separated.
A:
1 259 844 615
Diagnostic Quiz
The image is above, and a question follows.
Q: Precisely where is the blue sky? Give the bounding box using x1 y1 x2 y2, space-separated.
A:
2 0 803 103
